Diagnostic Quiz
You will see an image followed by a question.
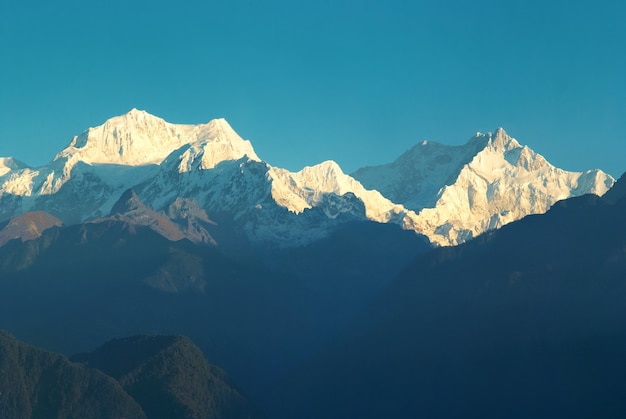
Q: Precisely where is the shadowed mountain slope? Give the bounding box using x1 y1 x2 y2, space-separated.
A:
268 173 626 419
0 330 146 419
73 335 265 419
0 214 428 401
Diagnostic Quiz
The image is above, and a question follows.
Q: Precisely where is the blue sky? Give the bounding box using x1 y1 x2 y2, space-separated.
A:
1 0 625 177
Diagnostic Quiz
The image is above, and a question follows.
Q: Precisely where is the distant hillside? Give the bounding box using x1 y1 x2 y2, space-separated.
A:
0 330 145 419
269 173 626 419
0 330 266 419
73 335 265 419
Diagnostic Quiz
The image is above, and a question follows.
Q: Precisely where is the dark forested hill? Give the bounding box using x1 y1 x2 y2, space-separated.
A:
73 335 265 419
0 330 146 419
0 330 265 419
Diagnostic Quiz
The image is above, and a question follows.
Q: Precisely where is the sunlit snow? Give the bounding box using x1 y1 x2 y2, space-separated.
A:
0 112 615 247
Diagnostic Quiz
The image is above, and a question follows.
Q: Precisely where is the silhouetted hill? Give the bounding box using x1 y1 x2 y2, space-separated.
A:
269 183 626 418
0 329 145 419
73 335 265 419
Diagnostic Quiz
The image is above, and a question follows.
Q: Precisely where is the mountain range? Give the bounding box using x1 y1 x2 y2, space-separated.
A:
0 110 623 419
2 172 622 419
0 109 614 247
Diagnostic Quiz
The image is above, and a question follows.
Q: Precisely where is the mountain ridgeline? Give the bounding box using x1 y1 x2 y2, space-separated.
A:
0 110 623 419
72 335 265 419
0 109 614 247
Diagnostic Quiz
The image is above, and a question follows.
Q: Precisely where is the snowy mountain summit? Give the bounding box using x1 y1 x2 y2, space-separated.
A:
0 110 405 245
353 128 614 245
0 110 262 222
56 108 259 167
0 110 615 247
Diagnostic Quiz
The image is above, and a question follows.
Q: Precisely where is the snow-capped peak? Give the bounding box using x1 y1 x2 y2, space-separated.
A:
485 127 521 151
298 160 344 180
0 110 262 223
53 109 259 168
0 113 617 249
352 128 615 246
0 157 29 177
267 159 409 225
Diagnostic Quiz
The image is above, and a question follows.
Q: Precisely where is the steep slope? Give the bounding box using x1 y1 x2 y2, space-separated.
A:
353 128 614 245
0 157 29 177
135 149 416 246
105 188 217 245
267 160 409 223
0 211 62 247
603 171 626 203
0 330 146 419
73 335 265 419
270 172 626 419
353 136 488 210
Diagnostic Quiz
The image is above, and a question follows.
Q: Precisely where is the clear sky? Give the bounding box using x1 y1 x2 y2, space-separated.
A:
1 0 625 177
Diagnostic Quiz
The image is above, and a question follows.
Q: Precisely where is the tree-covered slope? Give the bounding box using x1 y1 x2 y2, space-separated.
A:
73 335 265 419
0 330 146 419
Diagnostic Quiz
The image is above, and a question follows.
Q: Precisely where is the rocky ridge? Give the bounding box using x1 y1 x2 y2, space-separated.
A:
0 111 614 247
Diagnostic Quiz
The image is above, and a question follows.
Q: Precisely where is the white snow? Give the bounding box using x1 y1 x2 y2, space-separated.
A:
0 111 616 247
352 128 615 246
267 160 411 223
0 157 28 177
56 109 259 168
